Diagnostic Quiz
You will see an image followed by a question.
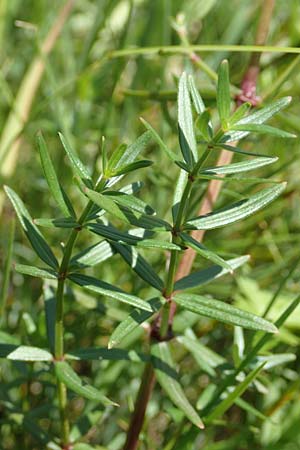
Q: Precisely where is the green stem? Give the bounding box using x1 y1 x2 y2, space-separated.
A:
54 179 106 446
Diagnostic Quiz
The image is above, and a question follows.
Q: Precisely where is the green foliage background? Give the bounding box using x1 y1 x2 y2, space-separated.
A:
0 0 300 449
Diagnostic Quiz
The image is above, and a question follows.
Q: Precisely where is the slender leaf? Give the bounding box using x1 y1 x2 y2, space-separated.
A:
55 361 117 406
231 123 296 138
6 345 53 361
67 347 148 363
214 143 274 158
36 132 73 217
222 96 292 142
205 363 265 423
199 157 277 176
196 110 213 141
185 184 285 230
44 284 56 353
175 255 249 290
173 293 277 333
178 72 197 166
109 297 163 348
217 60 231 127
103 191 155 215
110 131 151 170
34 217 79 228
70 240 115 269
111 242 164 290
58 132 93 188
140 117 178 161
15 264 57 280
179 232 232 271
228 102 251 125
188 74 205 114
113 159 153 176
152 341 204 429
4 186 58 269
68 273 152 312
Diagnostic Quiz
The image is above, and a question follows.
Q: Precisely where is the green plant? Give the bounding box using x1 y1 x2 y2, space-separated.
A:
2 58 298 450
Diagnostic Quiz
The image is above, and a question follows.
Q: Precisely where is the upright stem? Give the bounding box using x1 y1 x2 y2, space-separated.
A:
54 180 106 447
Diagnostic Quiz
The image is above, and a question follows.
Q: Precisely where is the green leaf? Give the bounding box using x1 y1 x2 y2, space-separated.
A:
198 157 277 176
109 298 163 348
68 273 152 312
152 342 204 429
172 169 189 223
179 233 232 271
70 240 115 269
228 102 251 126
106 143 128 174
111 242 164 290
15 264 57 280
88 223 142 245
140 117 179 162
185 183 285 230
55 361 117 406
217 60 231 127
173 293 277 333
4 186 58 269
36 132 73 217
33 217 79 228
196 110 213 141
67 347 147 363
214 143 274 158
104 191 155 215
175 255 249 290
177 332 225 377
188 74 205 114
58 132 93 188
85 190 171 231
205 363 265 423
44 284 56 353
231 123 296 138
137 239 182 251
106 131 151 184
178 72 197 166
222 96 292 142
6 345 53 361
112 159 153 176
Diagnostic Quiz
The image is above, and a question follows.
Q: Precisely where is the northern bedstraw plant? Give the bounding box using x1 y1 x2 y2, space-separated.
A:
3 61 297 449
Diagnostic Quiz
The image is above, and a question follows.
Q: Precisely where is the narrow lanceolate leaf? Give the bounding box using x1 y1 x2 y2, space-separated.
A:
173 293 277 333
105 132 152 187
227 102 251 126
137 239 182 251
185 184 285 231
198 157 277 176
179 233 232 271
152 342 204 429
112 159 153 176
103 192 155 216
175 255 249 291
15 264 57 280
36 132 73 217
109 297 163 348
112 242 164 290
231 123 296 139
34 217 79 228
70 240 115 269
58 132 93 188
217 60 231 128
205 363 265 423
6 345 53 361
55 361 117 406
177 333 225 377
4 186 58 269
68 273 152 312
214 143 274 158
85 190 171 231
222 96 292 142
178 72 197 166
140 117 179 162
188 74 205 114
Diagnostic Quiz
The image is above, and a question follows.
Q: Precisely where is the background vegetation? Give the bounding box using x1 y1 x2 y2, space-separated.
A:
1 0 300 449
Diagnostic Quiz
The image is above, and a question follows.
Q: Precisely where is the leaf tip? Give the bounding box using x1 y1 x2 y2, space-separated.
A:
198 420 205 429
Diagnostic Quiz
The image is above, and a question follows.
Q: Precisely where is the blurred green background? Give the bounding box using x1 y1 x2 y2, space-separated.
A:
1 0 300 449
